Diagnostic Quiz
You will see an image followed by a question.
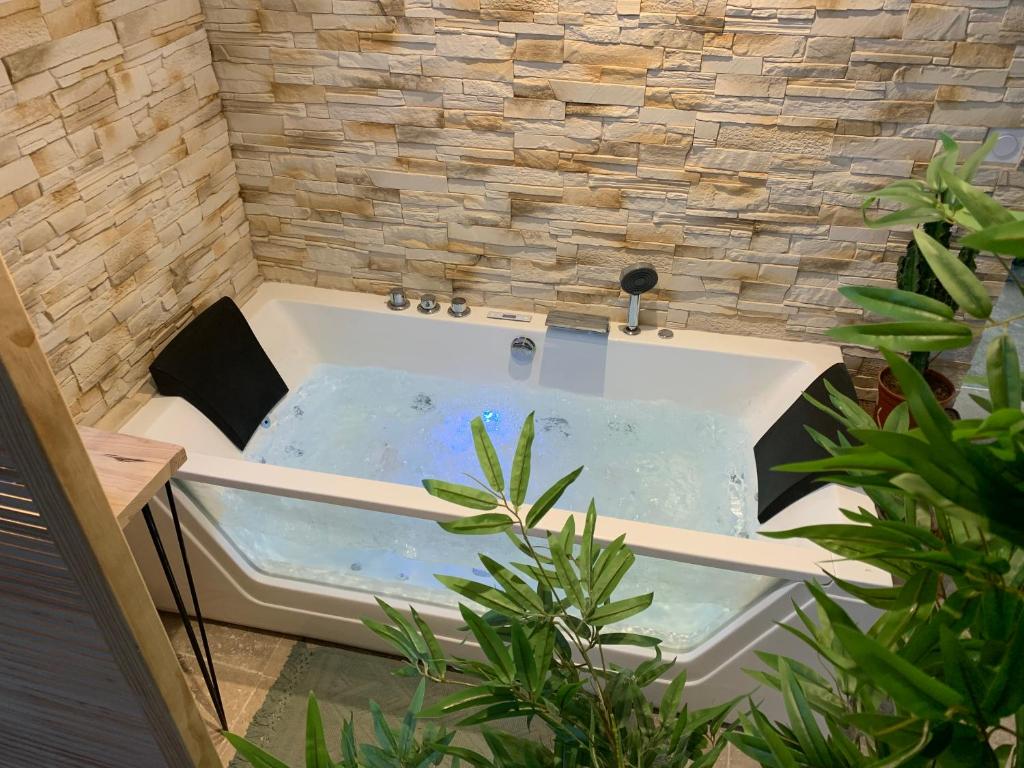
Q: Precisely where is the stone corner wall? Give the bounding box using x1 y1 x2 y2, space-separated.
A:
206 0 1023 400
0 0 260 424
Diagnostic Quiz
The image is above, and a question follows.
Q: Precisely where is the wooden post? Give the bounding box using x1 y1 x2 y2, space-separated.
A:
0 257 222 766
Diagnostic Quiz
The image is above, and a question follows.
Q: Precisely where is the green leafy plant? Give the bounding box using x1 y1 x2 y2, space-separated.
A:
225 680 457 768
730 141 1024 767
831 133 1002 422
227 412 734 768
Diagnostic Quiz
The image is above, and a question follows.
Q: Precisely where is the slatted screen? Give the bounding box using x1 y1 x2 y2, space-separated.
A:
0 443 170 766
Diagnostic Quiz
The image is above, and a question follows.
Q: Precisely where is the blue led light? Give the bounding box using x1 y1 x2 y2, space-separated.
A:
482 409 499 423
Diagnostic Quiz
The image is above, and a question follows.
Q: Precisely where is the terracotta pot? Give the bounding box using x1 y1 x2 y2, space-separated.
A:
874 365 956 426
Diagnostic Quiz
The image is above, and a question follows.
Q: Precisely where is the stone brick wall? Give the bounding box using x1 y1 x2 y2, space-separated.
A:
206 0 1023 397
0 0 259 424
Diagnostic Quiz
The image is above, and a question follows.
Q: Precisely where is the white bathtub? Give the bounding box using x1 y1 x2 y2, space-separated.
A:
121 283 885 715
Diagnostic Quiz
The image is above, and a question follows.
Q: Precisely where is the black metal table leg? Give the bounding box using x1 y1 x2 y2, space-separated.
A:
142 482 227 730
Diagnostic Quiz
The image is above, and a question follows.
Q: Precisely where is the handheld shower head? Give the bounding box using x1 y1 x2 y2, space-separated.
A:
619 263 659 295
619 263 658 335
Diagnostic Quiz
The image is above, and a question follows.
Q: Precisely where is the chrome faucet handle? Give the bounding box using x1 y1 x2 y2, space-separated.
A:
417 294 439 314
386 286 409 311
448 296 470 318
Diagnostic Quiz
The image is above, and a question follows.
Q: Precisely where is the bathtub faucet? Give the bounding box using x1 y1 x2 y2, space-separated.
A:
619 263 659 335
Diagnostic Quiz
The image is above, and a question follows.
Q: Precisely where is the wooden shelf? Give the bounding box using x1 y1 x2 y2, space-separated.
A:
79 426 186 526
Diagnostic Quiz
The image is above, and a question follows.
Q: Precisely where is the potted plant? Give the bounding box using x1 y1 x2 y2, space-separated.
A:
730 168 1024 766
832 134 994 424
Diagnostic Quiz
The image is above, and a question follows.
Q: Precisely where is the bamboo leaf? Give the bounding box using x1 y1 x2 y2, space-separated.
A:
958 131 998 182
549 528 585 609
524 466 583 528
838 285 954 321
986 333 1022 410
833 625 964 719
509 412 534 507
438 513 512 535
587 592 653 626
460 604 514 682
435 575 522 615
305 693 334 768
828 320 973 352
470 416 504 493
477 554 543 611
779 660 833 767
598 632 661 647
941 169 1015 229
410 605 447 678
510 624 537 693
590 536 635 605
222 733 291 768
961 220 1024 259
913 229 992 318
423 479 497 510
981 618 1024 718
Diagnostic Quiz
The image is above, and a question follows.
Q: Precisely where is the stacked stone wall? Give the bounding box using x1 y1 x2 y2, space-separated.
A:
205 0 1024 396
1 0 259 423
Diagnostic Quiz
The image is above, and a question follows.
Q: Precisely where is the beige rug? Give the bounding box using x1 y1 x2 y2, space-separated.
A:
227 641 531 767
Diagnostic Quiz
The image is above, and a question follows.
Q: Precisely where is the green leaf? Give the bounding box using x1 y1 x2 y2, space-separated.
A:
222 732 291 768
524 466 583 528
828 320 973 352
986 333 1021 410
981 618 1024 718
423 479 497 510
410 605 446 678
958 131 998 182
926 137 957 192
590 537 635 606
660 669 687 719
914 229 992 318
961 220 1024 259
460 604 514 682
940 169 1015 229
305 693 334 768
839 285 955 321
597 632 661 647
882 350 966 482
864 207 945 229
833 624 964 719
509 412 534 507
509 624 537 692
883 401 910 433
745 708 801 768
549 524 586 609
470 416 504 493
477 554 544 611
435 575 523 615
438 513 512 535
587 592 653 627
779 660 832 767
939 626 985 716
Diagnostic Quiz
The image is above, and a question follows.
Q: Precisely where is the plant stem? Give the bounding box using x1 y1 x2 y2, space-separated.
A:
503 497 626 768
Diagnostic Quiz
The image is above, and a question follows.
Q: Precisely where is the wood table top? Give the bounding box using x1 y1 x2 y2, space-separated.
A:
79 426 186 525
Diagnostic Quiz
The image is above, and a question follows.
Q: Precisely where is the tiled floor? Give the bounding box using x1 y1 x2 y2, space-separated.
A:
162 614 757 767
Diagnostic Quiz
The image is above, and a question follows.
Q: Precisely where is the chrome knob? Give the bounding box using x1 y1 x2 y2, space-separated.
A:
417 294 439 314
511 336 536 362
386 286 409 311
448 296 470 318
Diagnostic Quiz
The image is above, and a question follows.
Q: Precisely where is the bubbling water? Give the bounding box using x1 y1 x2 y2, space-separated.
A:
184 364 779 651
